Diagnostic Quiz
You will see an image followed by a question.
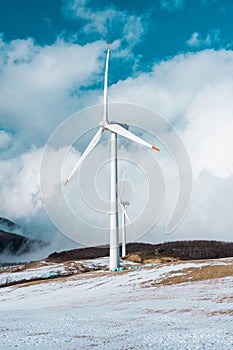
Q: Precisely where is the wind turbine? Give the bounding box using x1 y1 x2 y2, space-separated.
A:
119 169 131 258
120 200 130 258
65 43 160 270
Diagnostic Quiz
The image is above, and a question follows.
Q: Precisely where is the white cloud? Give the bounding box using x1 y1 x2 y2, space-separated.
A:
0 37 104 147
183 79 233 178
0 145 80 255
110 49 233 125
106 49 233 241
171 172 233 241
123 15 145 48
0 130 12 149
0 147 43 219
205 29 221 45
0 33 233 246
187 29 221 48
0 1 148 151
63 0 146 51
160 0 185 11
187 32 200 47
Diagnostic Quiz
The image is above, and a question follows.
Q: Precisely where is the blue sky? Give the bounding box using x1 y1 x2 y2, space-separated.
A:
0 0 232 78
0 0 233 253
0 0 232 139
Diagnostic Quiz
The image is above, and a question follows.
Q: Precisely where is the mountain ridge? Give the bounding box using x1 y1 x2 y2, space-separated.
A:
46 240 233 263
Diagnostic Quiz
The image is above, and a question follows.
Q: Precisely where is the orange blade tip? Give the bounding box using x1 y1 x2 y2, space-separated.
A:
64 179 69 186
108 43 111 50
152 145 160 152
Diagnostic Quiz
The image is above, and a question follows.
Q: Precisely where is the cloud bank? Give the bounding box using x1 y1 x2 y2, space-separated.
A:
0 36 105 150
0 26 232 254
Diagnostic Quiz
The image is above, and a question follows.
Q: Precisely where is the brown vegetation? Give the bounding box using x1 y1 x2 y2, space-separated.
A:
46 240 233 263
141 263 233 287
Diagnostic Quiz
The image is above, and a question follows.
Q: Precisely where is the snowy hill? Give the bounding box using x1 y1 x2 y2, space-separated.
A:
0 257 232 349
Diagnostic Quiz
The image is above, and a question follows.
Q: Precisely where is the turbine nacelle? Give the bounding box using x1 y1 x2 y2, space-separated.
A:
121 200 130 207
99 120 129 130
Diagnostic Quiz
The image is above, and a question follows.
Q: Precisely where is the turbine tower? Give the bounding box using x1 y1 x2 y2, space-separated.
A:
119 169 131 258
120 199 130 258
65 43 160 270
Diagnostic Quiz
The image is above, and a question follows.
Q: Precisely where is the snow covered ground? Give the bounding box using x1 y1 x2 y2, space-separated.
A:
0 258 232 349
0 257 112 286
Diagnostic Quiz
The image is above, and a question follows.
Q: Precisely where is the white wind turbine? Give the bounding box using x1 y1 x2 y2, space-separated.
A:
65 43 160 270
119 169 131 258
120 200 130 258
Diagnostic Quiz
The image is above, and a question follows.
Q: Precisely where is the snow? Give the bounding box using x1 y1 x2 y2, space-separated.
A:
0 256 229 287
0 263 66 285
0 258 232 349
0 257 113 286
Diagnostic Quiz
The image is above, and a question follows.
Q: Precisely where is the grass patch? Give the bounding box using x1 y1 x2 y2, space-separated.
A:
143 264 233 286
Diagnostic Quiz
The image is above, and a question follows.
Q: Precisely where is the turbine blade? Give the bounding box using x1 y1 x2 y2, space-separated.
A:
105 123 160 151
124 209 131 223
65 127 104 185
103 43 110 123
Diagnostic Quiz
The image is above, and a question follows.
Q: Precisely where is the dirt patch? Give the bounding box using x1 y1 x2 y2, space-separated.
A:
144 257 178 264
126 254 143 263
125 254 178 264
142 264 233 286
27 332 49 336
206 310 233 316
216 295 233 303
144 308 177 314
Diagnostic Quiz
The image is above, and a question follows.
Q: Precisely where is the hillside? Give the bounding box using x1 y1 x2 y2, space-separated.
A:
0 230 47 256
46 240 233 263
0 256 232 348
0 217 48 258
0 217 20 232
